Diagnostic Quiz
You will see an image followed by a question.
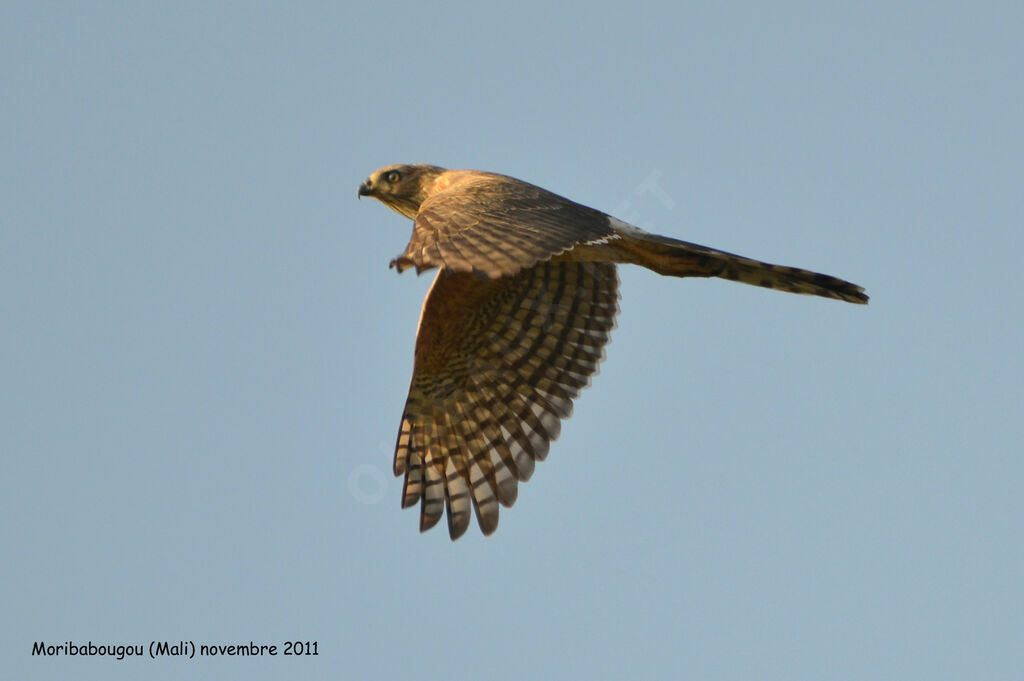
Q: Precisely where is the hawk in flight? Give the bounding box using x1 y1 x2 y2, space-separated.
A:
358 164 867 540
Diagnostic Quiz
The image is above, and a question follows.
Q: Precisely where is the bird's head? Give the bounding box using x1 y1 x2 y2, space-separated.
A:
358 164 447 219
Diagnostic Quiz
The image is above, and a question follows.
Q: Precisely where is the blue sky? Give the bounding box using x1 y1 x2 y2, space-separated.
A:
3 2 1022 680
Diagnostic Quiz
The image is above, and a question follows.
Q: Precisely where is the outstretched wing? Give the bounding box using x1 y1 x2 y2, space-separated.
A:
391 173 615 278
394 261 619 539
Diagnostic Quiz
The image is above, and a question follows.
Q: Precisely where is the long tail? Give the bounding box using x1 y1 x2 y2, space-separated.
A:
614 230 868 304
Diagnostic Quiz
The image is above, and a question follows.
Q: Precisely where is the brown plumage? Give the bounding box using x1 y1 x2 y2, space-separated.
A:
358 163 867 539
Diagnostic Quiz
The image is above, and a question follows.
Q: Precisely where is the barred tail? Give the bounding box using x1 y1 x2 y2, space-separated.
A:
617 230 868 304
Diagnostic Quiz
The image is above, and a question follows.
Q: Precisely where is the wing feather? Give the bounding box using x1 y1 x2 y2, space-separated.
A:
392 261 619 538
395 174 615 277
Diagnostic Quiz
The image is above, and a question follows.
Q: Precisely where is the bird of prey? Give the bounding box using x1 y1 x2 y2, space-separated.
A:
358 164 867 540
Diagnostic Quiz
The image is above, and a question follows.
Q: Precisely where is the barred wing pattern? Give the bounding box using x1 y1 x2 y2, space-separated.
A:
394 261 619 539
391 175 614 278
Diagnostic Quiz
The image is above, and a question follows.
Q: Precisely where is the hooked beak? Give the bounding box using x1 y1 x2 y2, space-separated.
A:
357 180 373 198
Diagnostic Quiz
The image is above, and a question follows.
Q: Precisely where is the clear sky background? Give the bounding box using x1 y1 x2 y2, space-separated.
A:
3 2 1022 680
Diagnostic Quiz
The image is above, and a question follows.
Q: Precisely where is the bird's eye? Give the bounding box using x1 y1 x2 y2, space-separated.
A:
385 170 401 183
